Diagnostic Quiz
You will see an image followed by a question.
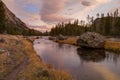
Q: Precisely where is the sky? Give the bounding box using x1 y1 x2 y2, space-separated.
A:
3 0 120 32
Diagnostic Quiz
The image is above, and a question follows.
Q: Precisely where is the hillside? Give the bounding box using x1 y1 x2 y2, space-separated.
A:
92 17 120 36
50 16 120 37
0 1 42 35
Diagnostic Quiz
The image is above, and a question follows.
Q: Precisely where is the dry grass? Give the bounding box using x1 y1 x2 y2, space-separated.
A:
57 37 120 53
105 40 120 52
1 34 119 80
0 35 24 79
15 36 72 80
58 37 77 45
0 34 72 80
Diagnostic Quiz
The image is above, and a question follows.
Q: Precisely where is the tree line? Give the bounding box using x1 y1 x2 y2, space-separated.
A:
50 9 120 37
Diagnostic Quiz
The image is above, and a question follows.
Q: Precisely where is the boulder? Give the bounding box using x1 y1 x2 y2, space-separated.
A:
0 38 5 43
49 36 56 41
77 32 105 49
56 34 67 40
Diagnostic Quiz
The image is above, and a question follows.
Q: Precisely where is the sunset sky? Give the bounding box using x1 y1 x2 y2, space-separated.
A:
3 0 120 32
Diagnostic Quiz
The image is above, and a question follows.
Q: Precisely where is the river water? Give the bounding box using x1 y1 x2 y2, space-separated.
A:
33 38 120 80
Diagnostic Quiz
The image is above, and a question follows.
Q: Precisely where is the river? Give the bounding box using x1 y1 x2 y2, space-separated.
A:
33 38 120 80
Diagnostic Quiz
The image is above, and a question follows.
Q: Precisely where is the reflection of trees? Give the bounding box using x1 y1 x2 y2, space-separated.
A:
58 43 72 49
58 43 64 49
77 48 106 62
106 51 120 64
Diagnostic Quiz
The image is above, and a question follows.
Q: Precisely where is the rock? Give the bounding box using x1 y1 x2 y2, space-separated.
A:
49 36 56 40
77 32 105 49
56 34 67 40
0 48 10 56
0 48 6 53
37 68 49 77
49 35 67 42
0 38 5 43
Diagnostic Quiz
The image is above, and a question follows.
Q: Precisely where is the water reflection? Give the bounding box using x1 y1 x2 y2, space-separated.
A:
105 51 120 65
34 38 120 80
58 43 64 49
77 48 106 62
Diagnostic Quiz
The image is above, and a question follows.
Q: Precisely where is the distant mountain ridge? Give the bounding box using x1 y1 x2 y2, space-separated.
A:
0 0 42 35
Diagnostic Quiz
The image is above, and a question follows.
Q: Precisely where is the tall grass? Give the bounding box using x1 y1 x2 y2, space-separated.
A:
105 41 120 52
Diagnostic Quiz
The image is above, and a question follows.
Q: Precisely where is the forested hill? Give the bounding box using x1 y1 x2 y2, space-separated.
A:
50 10 120 37
0 1 42 36
92 17 120 36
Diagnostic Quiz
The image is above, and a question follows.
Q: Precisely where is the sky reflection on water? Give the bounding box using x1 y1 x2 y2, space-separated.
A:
34 38 120 80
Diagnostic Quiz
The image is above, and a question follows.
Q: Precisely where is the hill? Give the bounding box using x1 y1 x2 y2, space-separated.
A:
0 1 42 35
92 17 120 36
50 16 120 37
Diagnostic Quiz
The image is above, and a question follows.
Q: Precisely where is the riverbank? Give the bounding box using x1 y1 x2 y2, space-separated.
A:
105 40 120 52
57 37 78 45
57 37 120 52
0 34 72 80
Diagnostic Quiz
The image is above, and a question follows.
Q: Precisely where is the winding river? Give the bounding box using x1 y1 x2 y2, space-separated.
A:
33 38 120 80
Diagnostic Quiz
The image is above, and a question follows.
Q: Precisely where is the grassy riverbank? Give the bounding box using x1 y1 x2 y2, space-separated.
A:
57 37 78 45
105 40 120 52
0 35 24 79
57 37 120 52
0 35 72 80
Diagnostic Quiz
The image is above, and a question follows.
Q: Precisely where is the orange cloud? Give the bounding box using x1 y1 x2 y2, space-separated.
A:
96 0 111 3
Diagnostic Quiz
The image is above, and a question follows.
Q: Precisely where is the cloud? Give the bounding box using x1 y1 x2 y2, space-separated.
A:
28 25 50 32
41 14 73 23
96 0 111 3
2 0 116 31
109 7 120 14
3 0 42 25
78 0 111 6
40 0 72 23
81 0 92 6
3 0 22 16
71 0 112 21
3 0 54 31
22 14 41 25
81 0 112 12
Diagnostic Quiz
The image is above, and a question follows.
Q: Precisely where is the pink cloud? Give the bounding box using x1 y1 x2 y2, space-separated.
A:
28 25 50 32
41 14 73 23
40 0 73 23
2 0 116 31
81 1 92 6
